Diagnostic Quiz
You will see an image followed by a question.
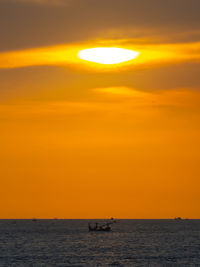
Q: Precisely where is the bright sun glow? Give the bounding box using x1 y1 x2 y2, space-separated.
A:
78 47 139 64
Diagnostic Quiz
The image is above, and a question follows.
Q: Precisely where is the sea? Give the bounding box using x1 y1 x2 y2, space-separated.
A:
0 219 199 266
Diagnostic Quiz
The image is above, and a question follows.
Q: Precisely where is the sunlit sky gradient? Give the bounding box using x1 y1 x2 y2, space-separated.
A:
0 0 200 219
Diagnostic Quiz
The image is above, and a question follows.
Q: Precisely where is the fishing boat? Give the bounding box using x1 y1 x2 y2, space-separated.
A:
88 218 116 232
174 217 182 221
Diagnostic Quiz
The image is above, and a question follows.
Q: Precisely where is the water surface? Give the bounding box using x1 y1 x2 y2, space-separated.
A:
0 219 199 266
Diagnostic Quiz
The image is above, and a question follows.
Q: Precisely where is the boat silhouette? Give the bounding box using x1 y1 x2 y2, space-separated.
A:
88 218 116 232
174 217 182 221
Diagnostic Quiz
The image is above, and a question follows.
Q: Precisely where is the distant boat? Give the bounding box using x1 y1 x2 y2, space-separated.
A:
88 218 116 232
174 217 182 221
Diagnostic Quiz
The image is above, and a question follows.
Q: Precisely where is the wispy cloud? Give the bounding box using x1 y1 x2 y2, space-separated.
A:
1 89 200 119
0 40 200 70
93 87 138 96
92 86 200 107
0 0 71 6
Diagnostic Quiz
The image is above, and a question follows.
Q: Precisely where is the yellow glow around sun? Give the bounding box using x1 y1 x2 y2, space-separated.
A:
78 47 139 64
1 41 200 71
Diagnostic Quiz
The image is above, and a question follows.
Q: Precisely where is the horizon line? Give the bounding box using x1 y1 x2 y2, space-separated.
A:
0 218 199 220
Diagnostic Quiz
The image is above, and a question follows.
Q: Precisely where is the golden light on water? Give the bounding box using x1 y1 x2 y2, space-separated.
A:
78 47 139 64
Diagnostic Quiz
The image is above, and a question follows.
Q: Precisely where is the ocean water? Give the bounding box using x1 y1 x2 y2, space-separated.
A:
0 219 199 266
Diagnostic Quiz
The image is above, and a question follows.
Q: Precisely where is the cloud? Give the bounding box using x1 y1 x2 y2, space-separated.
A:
0 0 200 52
0 40 200 71
92 86 200 108
0 0 71 6
1 89 200 120
93 87 139 96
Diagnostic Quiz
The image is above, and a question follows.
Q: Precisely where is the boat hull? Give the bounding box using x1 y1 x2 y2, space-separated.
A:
88 226 111 232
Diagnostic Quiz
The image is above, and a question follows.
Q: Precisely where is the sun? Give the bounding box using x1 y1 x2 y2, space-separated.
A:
78 47 139 64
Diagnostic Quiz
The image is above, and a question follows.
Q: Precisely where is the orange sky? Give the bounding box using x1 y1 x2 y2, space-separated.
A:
0 0 200 218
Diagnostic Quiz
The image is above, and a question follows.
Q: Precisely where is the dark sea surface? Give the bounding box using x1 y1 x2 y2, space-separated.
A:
0 219 199 266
